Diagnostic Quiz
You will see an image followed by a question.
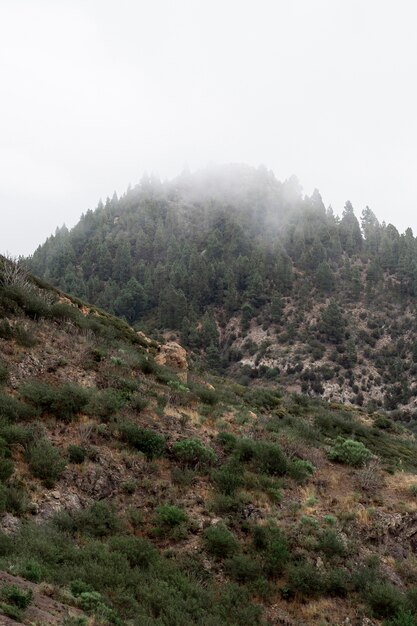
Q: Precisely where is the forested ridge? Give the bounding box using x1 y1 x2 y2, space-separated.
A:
28 164 417 415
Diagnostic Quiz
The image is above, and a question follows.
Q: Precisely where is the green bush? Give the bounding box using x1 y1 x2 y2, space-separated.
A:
225 554 262 583
217 431 237 453
288 459 314 483
14 325 37 347
203 524 238 559
384 610 417 626
0 319 13 340
0 602 23 621
0 482 27 515
263 537 289 578
212 462 244 495
365 582 405 618
235 438 258 463
211 494 243 516
55 502 121 538
172 438 216 469
287 562 324 598
324 567 350 597
0 362 8 385
0 423 34 447
171 467 196 487
21 382 89 422
329 437 372 467
18 559 43 583
0 393 39 421
68 444 86 464
155 505 187 528
130 393 148 412
195 386 219 406
108 535 157 568
255 442 288 476
137 356 157 375
87 388 126 421
118 422 166 459
0 458 14 481
0 584 32 609
317 529 346 558
27 440 66 487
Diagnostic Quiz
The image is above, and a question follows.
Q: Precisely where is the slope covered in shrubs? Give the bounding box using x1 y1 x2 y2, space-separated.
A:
1 258 417 624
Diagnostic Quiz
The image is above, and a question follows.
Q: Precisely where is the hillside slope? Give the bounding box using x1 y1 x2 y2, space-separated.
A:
2 256 417 624
28 165 417 416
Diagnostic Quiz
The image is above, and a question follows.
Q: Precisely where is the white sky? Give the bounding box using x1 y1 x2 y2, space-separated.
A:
1 0 417 256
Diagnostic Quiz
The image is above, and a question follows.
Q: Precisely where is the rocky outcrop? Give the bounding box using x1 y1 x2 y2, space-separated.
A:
155 341 188 381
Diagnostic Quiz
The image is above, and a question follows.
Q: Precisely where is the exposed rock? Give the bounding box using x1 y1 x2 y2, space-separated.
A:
242 504 263 521
0 513 21 534
156 341 187 371
0 570 86 625
35 490 85 522
137 330 153 346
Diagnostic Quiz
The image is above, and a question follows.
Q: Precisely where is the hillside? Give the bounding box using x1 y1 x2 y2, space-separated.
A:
2 255 417 625
28 165 417 417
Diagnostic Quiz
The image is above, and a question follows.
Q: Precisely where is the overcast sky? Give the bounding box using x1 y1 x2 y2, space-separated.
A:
1 0 417 256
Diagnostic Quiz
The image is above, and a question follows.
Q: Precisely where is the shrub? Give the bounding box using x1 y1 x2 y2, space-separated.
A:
195 386 219 406
384 610 417 626
21 382 89 422
171 467 196 487
0 483 27 515
137 356 157 375
255 442 288 476
0 602 23 620
0 393 39 421
130 393 148 412
87 388 126 421
0 458 14 481
0 362 8 385
235 438 258 463
225 554 262 583
108 535 158 568
0 423 34 447
212 462 244 495
18 559 43 583
55 502 121 538
365 582 405 618
329 437 372 467
0 319 14 339
68 444 86 464
27 440 66 487
211 494 243 516
217 431 237 453
0 584 32 609
155 504 187 528
317 529 346 558
288 459 314 483
118 422 166 459
172 438 216 469
14 325 37 347
324 568 350 596
287 562 324 598
203 524 238 559
264 537 289 577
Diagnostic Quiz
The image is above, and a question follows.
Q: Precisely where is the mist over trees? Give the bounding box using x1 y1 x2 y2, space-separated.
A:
29 164 417 327
27 164 417 411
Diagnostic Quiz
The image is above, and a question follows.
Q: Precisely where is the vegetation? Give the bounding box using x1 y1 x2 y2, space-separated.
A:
2 249 417 624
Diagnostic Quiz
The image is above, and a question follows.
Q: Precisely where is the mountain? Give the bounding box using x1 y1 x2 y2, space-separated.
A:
28 164 417 419
2 255 417 624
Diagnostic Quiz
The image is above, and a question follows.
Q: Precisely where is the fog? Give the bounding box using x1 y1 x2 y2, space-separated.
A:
1 0 417 256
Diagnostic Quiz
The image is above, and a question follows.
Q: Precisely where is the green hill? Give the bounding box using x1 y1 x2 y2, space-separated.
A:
2 255 417 624
28 164 417 416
